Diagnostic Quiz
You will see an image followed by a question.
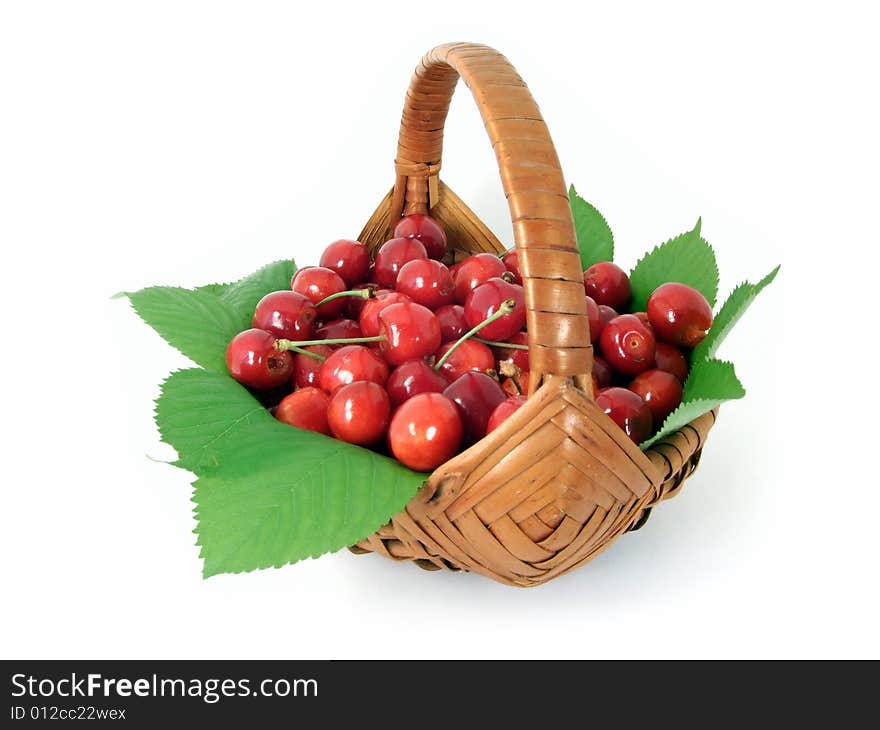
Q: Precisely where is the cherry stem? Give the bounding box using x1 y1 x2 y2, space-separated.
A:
434 299 516 372
275 335 383 351
315 288 375 308
286 346 326 362
474 336 528 350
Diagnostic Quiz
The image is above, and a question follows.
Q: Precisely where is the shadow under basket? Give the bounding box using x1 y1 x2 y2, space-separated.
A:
348 42 718 587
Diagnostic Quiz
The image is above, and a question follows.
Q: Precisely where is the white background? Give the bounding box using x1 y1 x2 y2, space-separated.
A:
2 1 877 659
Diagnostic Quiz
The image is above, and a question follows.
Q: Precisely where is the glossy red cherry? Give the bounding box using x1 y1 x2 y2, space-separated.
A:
252 290 317 341
435 339 495 382
358 290 410 338
597 304 618 334
318 239 371 286
393 214 447 260
501 250 522 284
583 262 632 309
492 331 529 372
226 328 293 389
318 345 389 394
386 359 448 408
584 295 601 343
654 342 689 382
647 282 714 347
596 387 653 444
435 304 468 342
443 371 507 443
486 395 527 434
388 393 463 471
599 314 656 376
395 259 455 310
628 369 683 424
452 253 507 304
378 301 442 366
327 381 390 446
464 277 526 341
374 237 428 288
292 344 333 388
315 318 362 342
275 387 332 435
291 266 347 319
592 355 613 389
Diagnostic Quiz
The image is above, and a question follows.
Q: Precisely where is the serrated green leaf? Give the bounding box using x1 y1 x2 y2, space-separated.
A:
569 185 614 268
629 220 719 311
125 287 243 371
640 359 745 448
214 259 298 329
156 369 425 577
692 265 780 363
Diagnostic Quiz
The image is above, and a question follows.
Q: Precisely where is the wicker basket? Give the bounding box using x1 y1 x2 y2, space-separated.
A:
350 42 717 587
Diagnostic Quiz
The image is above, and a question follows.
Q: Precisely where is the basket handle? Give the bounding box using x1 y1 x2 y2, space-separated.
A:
391 43 592 393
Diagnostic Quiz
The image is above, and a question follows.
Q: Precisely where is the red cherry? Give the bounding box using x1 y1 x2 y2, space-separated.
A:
378 301 442 366
435 304 468 342
452 253 507 304
487 395 527 433
598 304 618 334
647 282 714 347
374 237 428 288
633 311 652 330
599 314 656 376
654 342 689 382
318 345 389 394
583 262 632 309
443 371 507 443
628 369 683 424
501 250 522 284
393 214 447 260
318 239 371 286
464 277 526 341
395 259 455 310
291 266 347 319
358 290 410 338
386 359 448 408
252 290 317 341
584 295 601 343
315 318 362 342
388 393 463 471
448 261 462 280
327 381 390 446
596 387 653 444
592 355 613 389
346 284 378 319
500 372 530 397
492 331 529 372
292 345 333 388
275 387 332 435
435 339 495 382
226 329 292 389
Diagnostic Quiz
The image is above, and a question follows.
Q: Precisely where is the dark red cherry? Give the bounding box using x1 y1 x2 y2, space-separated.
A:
647 282 713 347
584 295 601 343
252 290 317 341
435 304 468 342
583 262 632 309
374 237 428 288
501 250 522 284
315 318 362 342
628 369 683 424
292 344 333 388
395 258 455 310
599 314 656 376
592 355 613 389
318 345 389 394
596 387 653 444
393 214 447 260
386 359 448 408
597 304 618 334
464 277 526 341
388 392 463 471
654 342 689 382
346 284 378 319
443 371 507 444
487 395 527 434
327 381 390 446
435 339 495 382
492 331 529 372
378 301 442 366
226 328 292 389
358 290 411 338
633 311 652 330
275 387 332 435
291 266 347 319
452 253 507 304
318 239 371 286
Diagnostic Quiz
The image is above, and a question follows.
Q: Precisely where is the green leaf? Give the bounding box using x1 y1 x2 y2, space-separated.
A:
211 259 298 329
125 287 243 371
629 219 719 311
640 359 745 449
692 265 780 363
156 369 425 577
569 185 614 268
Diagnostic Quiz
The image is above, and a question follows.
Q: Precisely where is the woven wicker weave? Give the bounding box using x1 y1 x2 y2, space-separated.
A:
352 43 717 587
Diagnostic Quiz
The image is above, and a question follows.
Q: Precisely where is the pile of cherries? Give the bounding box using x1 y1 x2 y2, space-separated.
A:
225 214 713 471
